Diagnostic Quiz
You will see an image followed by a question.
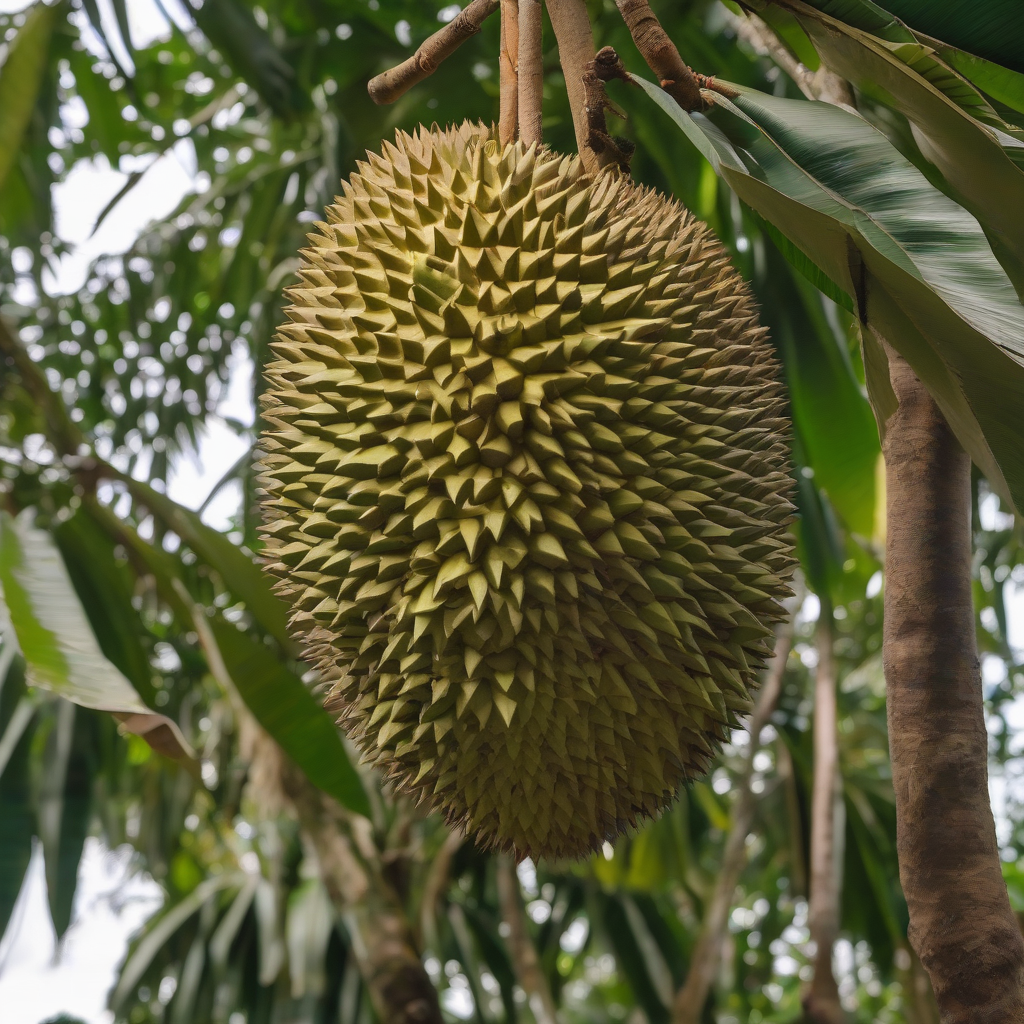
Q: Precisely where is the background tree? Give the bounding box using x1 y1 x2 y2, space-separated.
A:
1 0 1023 1022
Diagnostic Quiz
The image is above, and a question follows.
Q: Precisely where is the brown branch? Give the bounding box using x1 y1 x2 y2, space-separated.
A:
546 0 619 174
497 856 560 1024
672 617 795 1024
517 0 543 147
499 0 520 145
367 0 499 105
803 611 846 1024
613 0 703 112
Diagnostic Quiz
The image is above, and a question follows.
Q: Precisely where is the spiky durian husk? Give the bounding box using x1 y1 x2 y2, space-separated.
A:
258 122 796 860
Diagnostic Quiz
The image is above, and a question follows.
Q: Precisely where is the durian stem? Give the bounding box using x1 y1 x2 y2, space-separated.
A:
881 344 1024 1021
672 618 793 1024
497 856 561 1024
518 0 544 147
803 609 845 1024
499 0 520 144
545 0 618 173
613 0 703 112
367 0 499 105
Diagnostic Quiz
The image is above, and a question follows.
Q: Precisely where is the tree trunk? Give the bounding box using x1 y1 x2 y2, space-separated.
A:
672 624 793 1024
803 611 845 1024
282 763 444 1024
882 345 1024 1022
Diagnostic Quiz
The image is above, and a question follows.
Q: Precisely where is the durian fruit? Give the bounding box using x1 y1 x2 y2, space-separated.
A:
258 122 795 861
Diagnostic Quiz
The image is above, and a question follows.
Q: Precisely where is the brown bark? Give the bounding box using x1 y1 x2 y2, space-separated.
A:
499 0 520 145
517 0 544 147
803 612 845 1024
367 0 499 105
882 344 1024 1021
672 623 793 1024
545 0 618 173
613 0 702 111
497 856 560 1024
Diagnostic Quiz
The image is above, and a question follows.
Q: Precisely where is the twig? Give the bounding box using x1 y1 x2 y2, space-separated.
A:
367 0 500 105
518 0 544 147
499 0 520 145
718 8 854 107
672 615 795 1024
613 0 703 112
546 0 619 174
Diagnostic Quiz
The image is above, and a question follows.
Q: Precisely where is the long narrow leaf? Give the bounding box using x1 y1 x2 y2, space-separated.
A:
207 618 370 818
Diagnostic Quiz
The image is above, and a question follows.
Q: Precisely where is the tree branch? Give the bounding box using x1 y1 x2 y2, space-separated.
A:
613 0 703 111
499 0 520 145
367 0 500 105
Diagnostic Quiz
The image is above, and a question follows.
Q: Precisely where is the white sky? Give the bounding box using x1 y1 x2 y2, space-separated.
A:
1 1 1023 1021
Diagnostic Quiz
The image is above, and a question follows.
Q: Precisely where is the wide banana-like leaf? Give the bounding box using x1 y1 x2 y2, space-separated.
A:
0 510 193 763
753 0 1024 295
633 76 1024 516
796 0 1024 75
0 0 60 195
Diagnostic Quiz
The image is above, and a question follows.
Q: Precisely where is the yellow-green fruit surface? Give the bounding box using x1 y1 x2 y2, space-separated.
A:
259 122 796 860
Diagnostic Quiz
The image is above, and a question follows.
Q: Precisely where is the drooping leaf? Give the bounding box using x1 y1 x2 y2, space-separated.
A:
0 1 60 195
631 75 1024 517
0 511 193 764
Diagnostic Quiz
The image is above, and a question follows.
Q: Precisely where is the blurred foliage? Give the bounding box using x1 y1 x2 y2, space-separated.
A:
0 1 1022 1023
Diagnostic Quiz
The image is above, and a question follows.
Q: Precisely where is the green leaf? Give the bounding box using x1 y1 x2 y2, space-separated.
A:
54 512 156 706
39 702 96 939
632 75 1024 516
0 511 193 764
831 0 1024 75
207 619 370 818
125 479 295 656
756 0 1024 296
111 872 245 1011
0 1 60 195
